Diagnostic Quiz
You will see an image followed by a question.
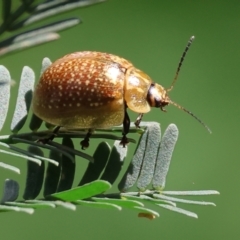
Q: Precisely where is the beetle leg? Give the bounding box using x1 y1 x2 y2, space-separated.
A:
134 113 144 128
120 107 130 147
37 126 61 144
80 129 93 150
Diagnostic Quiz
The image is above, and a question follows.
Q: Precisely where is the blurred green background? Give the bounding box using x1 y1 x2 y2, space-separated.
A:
0 0 239 239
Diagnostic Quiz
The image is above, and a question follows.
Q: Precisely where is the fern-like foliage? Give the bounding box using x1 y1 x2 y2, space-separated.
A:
0 60 219 219
0 0 105 56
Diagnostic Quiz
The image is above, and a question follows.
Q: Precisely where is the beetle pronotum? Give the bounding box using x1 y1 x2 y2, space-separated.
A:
32 36 211 149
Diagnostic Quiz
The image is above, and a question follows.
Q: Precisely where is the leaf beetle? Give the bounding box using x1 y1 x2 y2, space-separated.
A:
32 36 211 149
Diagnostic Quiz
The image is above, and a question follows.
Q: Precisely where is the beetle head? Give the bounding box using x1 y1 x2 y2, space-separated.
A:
147 83 170 111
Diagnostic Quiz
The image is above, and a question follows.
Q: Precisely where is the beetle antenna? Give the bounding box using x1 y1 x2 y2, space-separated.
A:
167 36 195 92
169 100 212 133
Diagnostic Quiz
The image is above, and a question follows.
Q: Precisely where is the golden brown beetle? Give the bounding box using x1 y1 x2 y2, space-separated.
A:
32 36 210 149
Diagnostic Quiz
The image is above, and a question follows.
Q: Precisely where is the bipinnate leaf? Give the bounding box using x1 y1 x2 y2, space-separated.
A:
100 141 127 184
6 200 55 209
0 162 20 174
56 137 75 192
92 197 144 208
1 179 19 203
50 180 111 201
23 146 44 200
118 126 148 191
0 205 34 214
8 18 80 43
79 142 111 186
2 0 12 22
137 122 161 191
157 204 198 218
0 33 60 56
11 66 35 133
40 57 52 75
75 200 122 211
0 66 11 131
23 0 106 26
29 113 43 131
152 124 178 190
43 149 62 197
0 142 41 165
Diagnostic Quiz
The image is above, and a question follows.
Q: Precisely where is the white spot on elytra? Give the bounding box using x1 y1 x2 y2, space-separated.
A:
128 75 140 86
106 65 121 83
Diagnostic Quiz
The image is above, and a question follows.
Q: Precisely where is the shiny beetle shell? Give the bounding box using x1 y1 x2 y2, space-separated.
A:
32 51 168 129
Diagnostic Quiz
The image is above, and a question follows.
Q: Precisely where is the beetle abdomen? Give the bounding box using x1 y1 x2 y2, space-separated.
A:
32 52 131 128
